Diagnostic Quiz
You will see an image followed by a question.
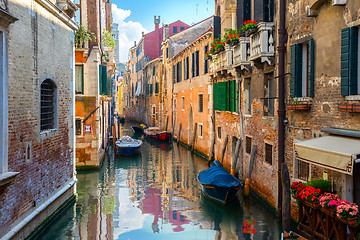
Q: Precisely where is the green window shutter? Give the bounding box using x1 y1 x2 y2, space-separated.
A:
290 45 296 97
183 58 187 80
99 65 103 95
172 65 176 83
153 66 155 75
290 44 302 97
179 61 182 82
196 51 200 76
150 83 153 95
192 53 195 78
229 81 235 112
341 28 350 96
235 80 240 113
308 39 315 97
350 27 358 95
214 82 228 111
146 84 149 95
155 82 159 94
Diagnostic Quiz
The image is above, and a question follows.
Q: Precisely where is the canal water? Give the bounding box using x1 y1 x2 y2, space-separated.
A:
38 122 281 240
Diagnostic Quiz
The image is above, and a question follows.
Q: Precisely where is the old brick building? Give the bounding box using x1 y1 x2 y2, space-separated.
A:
0 0 77 239
74 0 115 169
211 0 278 208
286 0 360 209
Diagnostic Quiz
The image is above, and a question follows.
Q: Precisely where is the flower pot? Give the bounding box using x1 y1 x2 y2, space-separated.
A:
228 39 239 46
320 207 335 217
336 216 358 226
245 27 257 37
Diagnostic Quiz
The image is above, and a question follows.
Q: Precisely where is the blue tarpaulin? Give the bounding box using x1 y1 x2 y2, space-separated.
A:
198 166 242 188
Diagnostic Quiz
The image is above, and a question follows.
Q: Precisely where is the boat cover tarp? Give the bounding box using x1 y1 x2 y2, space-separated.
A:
198 166 242 188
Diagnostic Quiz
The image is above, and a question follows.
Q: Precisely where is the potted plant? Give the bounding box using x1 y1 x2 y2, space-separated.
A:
297 186 321 208
290 181 306 197
336 200 359 226
75 25 96 48
224 28 240 46
242 20 257 37
319 193 340 216
205 50 212 60
209 39 225 55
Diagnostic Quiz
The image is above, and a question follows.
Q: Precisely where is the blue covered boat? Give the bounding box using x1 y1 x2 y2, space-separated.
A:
197 161 242 205
115 136 142 155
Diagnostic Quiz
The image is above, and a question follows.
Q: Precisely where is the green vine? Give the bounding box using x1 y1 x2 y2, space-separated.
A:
102 29 116 48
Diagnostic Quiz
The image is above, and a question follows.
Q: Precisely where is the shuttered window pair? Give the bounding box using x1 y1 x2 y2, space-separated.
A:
176 61 182 82
289 39 314 98
213 80 239 113
341 27 359 96
191 51 200 78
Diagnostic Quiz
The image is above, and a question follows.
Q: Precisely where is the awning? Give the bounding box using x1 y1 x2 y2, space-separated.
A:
294 136 360 175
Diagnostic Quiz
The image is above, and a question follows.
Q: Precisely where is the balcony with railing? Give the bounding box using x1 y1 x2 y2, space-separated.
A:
233 37 251 71
248 22 275 65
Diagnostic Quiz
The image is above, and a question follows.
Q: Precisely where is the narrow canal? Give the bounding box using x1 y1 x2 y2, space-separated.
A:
38 122 281 240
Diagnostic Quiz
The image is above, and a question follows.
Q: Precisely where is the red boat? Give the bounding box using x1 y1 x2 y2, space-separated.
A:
144 127 172 142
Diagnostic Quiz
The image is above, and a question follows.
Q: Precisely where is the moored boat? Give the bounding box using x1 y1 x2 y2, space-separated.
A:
131 126 145 134
115 136 142 155
197 161 242 205
144 127 171 142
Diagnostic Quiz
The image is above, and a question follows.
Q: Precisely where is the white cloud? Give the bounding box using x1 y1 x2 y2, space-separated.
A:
112 4 147 62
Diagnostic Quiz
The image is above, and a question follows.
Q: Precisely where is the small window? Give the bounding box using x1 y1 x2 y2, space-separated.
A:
152 106 156 115
295 159 310 181
244 78 251 115
166 48 169 58
173 26 177 33
153 66 156 76
198 94 203 112
245 136 252 154
263 73 274 117
76 119 82 135
180 27 185 31
265 143 272 165
217 127 221 139
199 124 203 137
40 79 56 131
26 141 32 162
75 65 84 94
181 96 185 110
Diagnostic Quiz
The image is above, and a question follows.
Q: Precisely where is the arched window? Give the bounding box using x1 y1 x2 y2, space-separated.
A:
40 79 56 131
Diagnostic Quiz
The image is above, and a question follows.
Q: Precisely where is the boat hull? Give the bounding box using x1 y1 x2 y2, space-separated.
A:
144 128 171 142
116 146 141 155
199 183 240 205
131 126 145 134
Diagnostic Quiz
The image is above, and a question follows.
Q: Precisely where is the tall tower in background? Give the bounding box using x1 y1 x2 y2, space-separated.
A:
112 23 120 65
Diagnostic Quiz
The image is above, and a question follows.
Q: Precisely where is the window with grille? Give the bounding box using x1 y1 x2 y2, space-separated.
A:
217 127 221 139
246 136 252 154
265 143 273 165
198 94 203 112
40 79 56 131
296 159 310 181
76 119 82 135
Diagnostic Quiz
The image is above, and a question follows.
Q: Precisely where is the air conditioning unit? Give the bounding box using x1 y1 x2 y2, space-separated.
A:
332 0 346 6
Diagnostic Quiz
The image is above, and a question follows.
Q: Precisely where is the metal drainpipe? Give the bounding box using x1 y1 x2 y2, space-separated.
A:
278 0 287 225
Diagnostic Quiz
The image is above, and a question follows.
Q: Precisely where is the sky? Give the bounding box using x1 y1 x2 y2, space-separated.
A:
111 0 215 62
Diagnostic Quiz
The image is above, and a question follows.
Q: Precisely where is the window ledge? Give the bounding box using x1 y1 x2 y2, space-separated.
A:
40 128 57 139
0 172 19 187
292 97 312 102
345 95 360 101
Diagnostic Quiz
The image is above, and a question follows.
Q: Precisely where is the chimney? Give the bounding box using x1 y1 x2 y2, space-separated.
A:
142 32 144 37
154 15 160 30
134 41 136 46
163 24 169 41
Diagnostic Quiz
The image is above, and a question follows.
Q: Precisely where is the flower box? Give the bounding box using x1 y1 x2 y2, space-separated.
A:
245 27 257 37
336 216 358 226
320 207 335 217
287 103 311 111
339 103 360 113
302 200 321 209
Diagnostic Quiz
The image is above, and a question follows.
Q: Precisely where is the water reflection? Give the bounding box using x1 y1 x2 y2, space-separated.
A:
38 122 280 240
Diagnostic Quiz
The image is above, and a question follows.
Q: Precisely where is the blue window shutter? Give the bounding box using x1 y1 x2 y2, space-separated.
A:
350 27 358 95
341 28 350 96
308 39 315 97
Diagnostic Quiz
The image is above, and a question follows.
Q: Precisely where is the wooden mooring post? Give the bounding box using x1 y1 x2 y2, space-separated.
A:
177 123 182 144
220 135 229 165
171 115 176 142
112 126 117 156
282 163 290 232
247 144 257 179
231 138 242 176
165 115 169 131
208 116 215 161
191 123 197 151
